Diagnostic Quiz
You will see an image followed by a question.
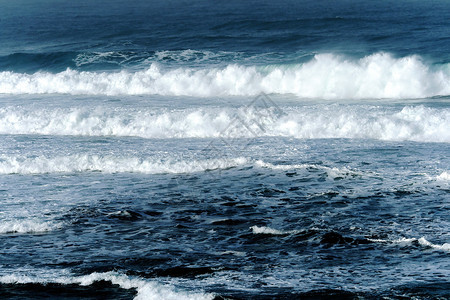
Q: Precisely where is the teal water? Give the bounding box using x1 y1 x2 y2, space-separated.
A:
0 1 449 299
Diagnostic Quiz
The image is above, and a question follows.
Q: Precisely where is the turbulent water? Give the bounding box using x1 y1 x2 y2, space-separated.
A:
0 0 449 299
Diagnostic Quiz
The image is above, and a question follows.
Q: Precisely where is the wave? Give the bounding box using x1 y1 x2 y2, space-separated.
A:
368 237 450 253
1 105 448 142
0 53 449 98
0 271 213 300
0 154 359 176
0 154 248 175
0 220 61 234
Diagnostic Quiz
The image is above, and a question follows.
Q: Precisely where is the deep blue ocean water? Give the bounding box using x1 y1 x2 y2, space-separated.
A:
0 0 449 299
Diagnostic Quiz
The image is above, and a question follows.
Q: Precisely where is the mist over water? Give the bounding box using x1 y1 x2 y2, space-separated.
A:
0 0 449 299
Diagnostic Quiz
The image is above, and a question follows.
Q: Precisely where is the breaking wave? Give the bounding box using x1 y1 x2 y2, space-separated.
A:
1 53 449 99
0 220 62 234
1 105 448 142
0 271 213 300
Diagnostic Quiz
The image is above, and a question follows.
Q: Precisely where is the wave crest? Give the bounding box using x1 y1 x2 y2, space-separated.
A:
1 53 448 99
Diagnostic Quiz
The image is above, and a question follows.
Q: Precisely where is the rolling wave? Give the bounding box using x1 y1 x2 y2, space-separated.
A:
0 53 448 99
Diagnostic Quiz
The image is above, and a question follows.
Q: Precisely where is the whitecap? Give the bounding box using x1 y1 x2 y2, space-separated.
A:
250 225 299 235
0 220 62 234
1 53 448 99
436 171 450 181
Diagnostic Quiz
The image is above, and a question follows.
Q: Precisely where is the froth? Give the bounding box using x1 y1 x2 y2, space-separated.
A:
250 225 299 235
0 220 61 234
1 53 448 99
436 171 450 181
0 154 248 174
1 105 448 142
254 160 359 179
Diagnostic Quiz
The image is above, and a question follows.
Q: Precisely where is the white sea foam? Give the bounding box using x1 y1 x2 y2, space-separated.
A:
274 105 450 142
0 271 213 300
0 220 61 234
0 154 248 175
436 171 450 181
417 237 450 251
1 53 448 98
368 237 450 252
250 225 299 235
1 105 448 142
0 154 361 176
0 107 234 138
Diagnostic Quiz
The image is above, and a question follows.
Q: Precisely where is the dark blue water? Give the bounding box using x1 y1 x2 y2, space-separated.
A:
0 1 449 299
1 0 450 71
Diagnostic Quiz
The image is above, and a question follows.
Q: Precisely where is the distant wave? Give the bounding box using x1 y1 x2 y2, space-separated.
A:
249 225 450 253
0 53 449 99
368 237 450 253
1 105 448 142
0 50 244 71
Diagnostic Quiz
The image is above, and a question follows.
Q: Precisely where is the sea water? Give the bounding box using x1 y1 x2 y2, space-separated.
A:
0 0 449 298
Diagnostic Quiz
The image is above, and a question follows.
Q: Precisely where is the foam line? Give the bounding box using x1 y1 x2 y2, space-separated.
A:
0 105 448 142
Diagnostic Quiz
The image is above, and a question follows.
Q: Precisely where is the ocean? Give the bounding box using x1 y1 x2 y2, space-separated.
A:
0 0 449 299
